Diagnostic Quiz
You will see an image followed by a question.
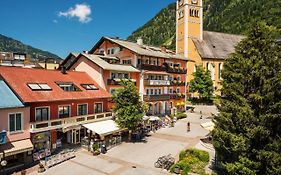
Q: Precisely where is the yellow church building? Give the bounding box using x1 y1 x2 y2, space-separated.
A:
176 0 244 94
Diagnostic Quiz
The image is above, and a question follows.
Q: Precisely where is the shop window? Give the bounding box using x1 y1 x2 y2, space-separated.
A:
59 105 71 118
77 104 88 116
9 113 22 132
94 103 103 113
35 107 49 122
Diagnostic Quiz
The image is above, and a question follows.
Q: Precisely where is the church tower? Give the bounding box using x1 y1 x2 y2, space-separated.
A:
176 0 203 58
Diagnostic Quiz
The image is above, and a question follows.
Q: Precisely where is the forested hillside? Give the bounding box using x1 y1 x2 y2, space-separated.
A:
128 0 281 50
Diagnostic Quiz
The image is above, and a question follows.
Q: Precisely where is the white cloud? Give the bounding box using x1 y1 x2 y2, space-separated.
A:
53 19 58 23
59 3 92 23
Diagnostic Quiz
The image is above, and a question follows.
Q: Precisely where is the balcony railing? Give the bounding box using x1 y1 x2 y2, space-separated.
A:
137 64 166 71
165 67 187 74
170 80 186 86
170 93 186 99
30 112 113 133
144 80 171 86
143 94 170 101
107 79 136 85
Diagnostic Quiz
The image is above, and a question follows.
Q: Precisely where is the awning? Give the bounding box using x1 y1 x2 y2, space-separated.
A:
200 121 215 132
0 139 33 157
83 120 122 136
149 116 161 121
144 71 169 75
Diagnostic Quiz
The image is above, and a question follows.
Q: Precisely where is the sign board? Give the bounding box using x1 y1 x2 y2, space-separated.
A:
0 131 7 145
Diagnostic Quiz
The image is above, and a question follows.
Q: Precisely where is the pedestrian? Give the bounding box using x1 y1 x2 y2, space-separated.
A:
187 122 190 132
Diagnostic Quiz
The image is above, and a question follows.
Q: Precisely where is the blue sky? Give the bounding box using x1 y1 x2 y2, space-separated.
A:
0 0 175 58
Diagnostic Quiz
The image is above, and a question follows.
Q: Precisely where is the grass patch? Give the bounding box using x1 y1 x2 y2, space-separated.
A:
171 148 210 175
172 112 187 120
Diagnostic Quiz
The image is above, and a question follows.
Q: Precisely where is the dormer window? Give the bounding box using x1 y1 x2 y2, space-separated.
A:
56 82 80 92
81 84 99 90
27 83 52 91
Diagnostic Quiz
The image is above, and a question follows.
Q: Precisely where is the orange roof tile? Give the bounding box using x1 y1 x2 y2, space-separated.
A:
0 66 111 103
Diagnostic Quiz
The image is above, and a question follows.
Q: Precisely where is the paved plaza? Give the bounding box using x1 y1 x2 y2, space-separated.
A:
26 105 217 175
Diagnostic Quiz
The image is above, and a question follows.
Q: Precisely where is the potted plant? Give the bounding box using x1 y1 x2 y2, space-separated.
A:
92 144 100 156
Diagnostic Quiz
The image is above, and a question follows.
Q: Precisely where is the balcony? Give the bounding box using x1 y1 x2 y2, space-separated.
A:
107 79 136 85
137 64 165 71
170 93 186 99
144 80 171 86
165 67 187 74
170 80 186 86
30 112 113 133
143 94 170 102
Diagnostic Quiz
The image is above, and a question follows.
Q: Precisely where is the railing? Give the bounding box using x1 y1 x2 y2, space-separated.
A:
170 81 186 86
143 94 170 101
144 80 171 86
170 93 186 99
137 64 166 71
107 79 136 85
165 67 187 74
30 112 113 133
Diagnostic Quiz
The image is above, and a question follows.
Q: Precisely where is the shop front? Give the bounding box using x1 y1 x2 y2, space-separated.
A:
82 120 124 152
0 139 33 173
32 132 51 161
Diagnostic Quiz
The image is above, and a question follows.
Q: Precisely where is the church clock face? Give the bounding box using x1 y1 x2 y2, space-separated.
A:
192 0 198 4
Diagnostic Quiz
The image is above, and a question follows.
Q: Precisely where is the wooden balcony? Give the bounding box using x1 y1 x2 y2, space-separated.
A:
170 93 186 99
30 112 113 133
166 67 187 74
144 80 171 86
170 80 186 86
137 64 166 71
143 94 170 102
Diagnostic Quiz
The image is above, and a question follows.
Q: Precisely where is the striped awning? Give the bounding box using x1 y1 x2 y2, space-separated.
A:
0 139 33 157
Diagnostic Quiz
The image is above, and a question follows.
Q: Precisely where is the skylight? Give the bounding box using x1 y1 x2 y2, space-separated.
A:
81 84 99 90
27 83 52 91
56 82 80 92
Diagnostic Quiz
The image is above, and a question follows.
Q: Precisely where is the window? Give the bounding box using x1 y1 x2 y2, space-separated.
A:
35 107 49 122
57 82 80 92
137 59 141 65
122 59 131 65
219 63 223 79
206 62 209 71
28 83 52 91
94 103 103 113
169 89 173 94
176 88 180 93
146 89 149 95
111 72 129 79
77 104 88 116
81 84 98 90
9 113 22 132
178 10 184 18
59 105 71 118
110 89 117 94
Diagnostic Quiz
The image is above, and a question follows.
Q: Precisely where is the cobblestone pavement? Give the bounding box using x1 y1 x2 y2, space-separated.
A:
25 105 217 175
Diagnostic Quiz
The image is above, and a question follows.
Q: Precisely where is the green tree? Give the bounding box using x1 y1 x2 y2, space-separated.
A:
212 22 281 174
189 65 214 100
112 80 145 140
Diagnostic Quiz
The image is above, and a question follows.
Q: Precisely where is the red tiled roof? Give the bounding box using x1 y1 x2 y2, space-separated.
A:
0 66 111 103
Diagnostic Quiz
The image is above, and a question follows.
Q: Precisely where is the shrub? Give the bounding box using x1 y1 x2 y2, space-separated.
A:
179 150 186 160
175 112 187 119
185 149 209 163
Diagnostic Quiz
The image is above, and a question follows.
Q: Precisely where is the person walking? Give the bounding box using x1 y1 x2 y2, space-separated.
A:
187 122 191 132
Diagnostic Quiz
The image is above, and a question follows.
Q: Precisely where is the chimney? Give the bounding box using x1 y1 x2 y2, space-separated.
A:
61 66 67 74
137 37 143 45
161 46 167 53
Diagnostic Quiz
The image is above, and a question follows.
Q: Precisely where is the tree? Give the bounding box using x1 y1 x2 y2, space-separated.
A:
189 65 214 100
112 80 145 140
212 22 281 175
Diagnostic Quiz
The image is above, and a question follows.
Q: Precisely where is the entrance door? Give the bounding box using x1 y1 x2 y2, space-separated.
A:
71 129 80 144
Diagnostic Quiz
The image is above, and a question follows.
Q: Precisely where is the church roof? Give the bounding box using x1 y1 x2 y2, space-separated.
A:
193 31 244 59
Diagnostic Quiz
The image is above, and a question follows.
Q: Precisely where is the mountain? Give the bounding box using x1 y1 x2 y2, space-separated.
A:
128 1 281 50
0 34 61 61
